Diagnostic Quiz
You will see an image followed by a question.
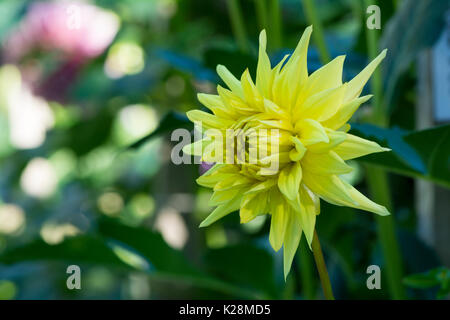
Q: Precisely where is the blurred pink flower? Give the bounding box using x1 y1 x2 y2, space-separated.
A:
5 0 120 61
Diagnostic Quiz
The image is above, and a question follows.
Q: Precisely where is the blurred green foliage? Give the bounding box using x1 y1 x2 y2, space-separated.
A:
0 0 448 300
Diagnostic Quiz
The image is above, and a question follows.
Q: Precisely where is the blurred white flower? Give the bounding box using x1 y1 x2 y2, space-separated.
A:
20 158 58 199
0 204 26 235
0 65 54 149
40 223 80 245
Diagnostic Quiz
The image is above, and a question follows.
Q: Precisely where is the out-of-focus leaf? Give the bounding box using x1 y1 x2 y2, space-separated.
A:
404 267 450 299
67 110 114 156
350 124 450 188
0 236 131 269
97 218 263 299
98 217 199 276
404 272 440 289
203 48 258 79
381 0 447 113
156 49 217 82
204 244 277 299
126 111 191 150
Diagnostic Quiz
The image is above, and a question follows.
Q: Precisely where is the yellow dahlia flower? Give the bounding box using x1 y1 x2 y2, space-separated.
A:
184 26 390 278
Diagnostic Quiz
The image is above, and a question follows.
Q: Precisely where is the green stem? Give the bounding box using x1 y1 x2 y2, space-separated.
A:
297 239 316 299
254 0 269 32
302 0 331 64
269 0 283 50
366 168 406 299
312 230 335 300
226 0 249 53
363 0 405 299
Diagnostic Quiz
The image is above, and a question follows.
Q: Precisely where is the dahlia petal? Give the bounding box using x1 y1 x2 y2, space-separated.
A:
182 139 212 156
197 93 234 119
282 25 312 88
299 186 317 247
333 133 390 160
186 110 233 129
297 55 345 105
301 150 353 175
214 175 252 191
256 30 273 98
283 210 302 279
302 171 355 206
290 136 307 161
342 180 390 216
241 69 264 110
209 188 241 206
296 119 329 146
269 197 289 251
196 164 238 187
240 192 268 223
278 161 302 200
307 129 346 153
199 195 242 227
344 49 387 102
299 83 347 122
245 179 277 194
217 86 254 115
322 95 372 130
217 64 244 99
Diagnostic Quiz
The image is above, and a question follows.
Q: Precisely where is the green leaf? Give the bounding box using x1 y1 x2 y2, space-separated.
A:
204 243 277 299
404 267 450 299
0 236 132 269
97 217 200 277
204 47 258 79
380 0 447 114
97 218 264 299
403 272 440 289
350 124 450 188
126 111 191 150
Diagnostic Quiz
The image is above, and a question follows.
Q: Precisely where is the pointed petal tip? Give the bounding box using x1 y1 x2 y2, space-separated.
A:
377 206 391 216
259 30 267 49
216 64 224 72
199 220 209 228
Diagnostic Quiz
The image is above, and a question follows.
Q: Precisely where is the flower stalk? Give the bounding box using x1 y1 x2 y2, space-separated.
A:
312 230 335 300
363 0 406 299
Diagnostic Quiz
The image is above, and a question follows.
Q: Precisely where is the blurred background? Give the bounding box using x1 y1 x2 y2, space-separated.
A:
0 0 449 300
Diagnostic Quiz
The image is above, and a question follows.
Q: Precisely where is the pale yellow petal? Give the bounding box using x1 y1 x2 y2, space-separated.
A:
342 180 390 216
256 30 273 98
283 210 302 279
295 119 329 146
217 64 244 99
333 133 390 160
302 171 355 206
307 128 346 153
186 110 233 129
197 93 235 119
296 55 345 106
269 195 289 251
278 161 302 200
199 194 242 227
322 95 372 130
301 150 353 175
344 49 387 102
240 192 269 223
